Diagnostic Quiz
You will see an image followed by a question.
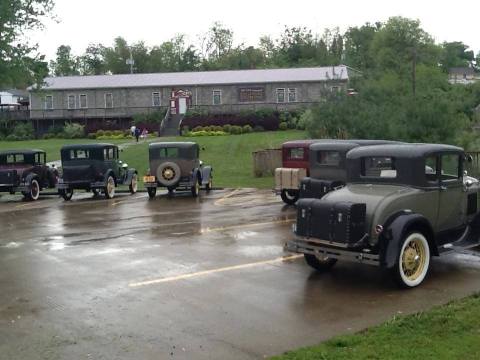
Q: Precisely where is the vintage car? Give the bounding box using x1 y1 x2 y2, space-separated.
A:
0 149 58 201
275 140 322 204
143 142 213 198
299 140 399 200
286 143 480 288
57 143 138 201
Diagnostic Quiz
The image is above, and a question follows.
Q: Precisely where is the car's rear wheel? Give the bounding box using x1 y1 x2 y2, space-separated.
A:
104 176 115 199
304 254 337 272
147 187 157 199
191 181 200 197
60 188 74 201
281 189 299 205
129 173 138 194
167 186 175 196
91 188 100 197
392 232 430 288
23 179 40 201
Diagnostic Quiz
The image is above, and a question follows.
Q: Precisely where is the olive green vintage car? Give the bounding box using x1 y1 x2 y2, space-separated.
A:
286 143 480 288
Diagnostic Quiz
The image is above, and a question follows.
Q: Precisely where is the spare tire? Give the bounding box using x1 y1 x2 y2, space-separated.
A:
156 162 181 187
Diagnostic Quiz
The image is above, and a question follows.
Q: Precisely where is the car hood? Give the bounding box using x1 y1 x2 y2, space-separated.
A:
323 183 419 229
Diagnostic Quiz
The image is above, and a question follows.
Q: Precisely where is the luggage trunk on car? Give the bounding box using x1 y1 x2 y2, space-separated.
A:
296 199 367 247
62 165 96 183
0 170 18 185
299 178 335 199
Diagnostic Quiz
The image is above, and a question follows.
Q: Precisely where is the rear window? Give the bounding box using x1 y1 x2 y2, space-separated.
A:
317 151 340 166
68 149 90 160
361 157 397 178
288 147 305 160
6 154 25 164
158 147 179 158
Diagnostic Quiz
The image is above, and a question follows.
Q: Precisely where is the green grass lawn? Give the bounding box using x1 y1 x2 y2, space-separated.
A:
0 130 306 189
271 294 480 360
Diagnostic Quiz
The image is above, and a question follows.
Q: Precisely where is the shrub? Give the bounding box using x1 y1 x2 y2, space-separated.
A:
242 125 253 133
279 122 288 130
189 130 228 137
222 124 232 133
63 123 85 139
87 133 97 139
192 126 203 132
96 129 105 136
11 122 34 140
253 125 265 132
229 125 243 135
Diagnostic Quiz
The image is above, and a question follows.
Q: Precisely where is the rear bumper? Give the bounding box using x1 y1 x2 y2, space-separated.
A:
285 238 380 266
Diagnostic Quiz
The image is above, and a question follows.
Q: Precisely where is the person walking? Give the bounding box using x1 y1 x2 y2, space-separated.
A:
134 127 140 142
130 125 136 137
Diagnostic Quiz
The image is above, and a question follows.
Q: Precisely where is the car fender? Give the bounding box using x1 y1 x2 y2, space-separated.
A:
379 211 437 268
200 166 213 185
192 168 202 185
23 172 39 187
124 168 138 184
103 169 116 185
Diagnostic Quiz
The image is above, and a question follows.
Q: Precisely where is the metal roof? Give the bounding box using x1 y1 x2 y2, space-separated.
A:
34 66 356 91
347 144 463 159
0 149 45 156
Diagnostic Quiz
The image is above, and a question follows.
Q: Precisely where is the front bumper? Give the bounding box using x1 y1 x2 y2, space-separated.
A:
285 238 380 266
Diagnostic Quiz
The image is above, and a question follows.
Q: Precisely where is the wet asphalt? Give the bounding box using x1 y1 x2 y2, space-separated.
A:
0 188 480 360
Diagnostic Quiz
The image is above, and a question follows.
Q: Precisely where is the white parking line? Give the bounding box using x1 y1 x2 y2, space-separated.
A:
129 254 302 287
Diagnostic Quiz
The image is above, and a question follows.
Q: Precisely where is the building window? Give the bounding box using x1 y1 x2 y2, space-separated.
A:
79 94 88 109
152 92 161 107
67 94 76 109
213 90 222 105
104 93 113 108
331 86 340 93
276 88 286 103
288 88 297 102
45 95 53 110
239 87 265 102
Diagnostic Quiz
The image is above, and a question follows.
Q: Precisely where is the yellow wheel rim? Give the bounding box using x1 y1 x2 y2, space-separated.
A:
162 167 175 180
401 237 427 281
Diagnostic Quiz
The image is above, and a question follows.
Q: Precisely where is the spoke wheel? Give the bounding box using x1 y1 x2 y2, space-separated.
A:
60 188 74 201
191 181 200 197
26 179 40 201
280 189 299 205
104 176 115 199
206 178 213 192
147 187 157 199
393 232 430 288
129 173 138 194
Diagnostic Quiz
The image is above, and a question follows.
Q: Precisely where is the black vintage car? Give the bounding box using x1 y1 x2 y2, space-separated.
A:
0 149 58 201
287 143 480 288
299 140 399 200
57 144 138 201
143 142 213 198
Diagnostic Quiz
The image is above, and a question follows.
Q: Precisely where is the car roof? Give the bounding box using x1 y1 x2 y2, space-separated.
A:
310 139 401 151
149 142 198 149
0 149 45 155
61 143 116 151
347 143 464 159
282 139 329 148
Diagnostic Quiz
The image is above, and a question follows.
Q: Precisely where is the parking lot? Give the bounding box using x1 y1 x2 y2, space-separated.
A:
1 188 480 360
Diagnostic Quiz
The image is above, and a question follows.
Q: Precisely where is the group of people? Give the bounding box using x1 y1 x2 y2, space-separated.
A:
130 125 149 142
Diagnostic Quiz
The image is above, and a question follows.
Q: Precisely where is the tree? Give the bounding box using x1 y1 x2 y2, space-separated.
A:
50 45 79 76
439 41 474 71
103 37 132 74
344 23 380 70
0 0 55 87
80 43 106 75
201 22 234 60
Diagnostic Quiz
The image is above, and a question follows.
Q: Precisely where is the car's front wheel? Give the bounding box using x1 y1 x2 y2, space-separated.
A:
205 177 213 192
281 189 299 205
147 187 157 199
23 179 40 201
60 188 74 201
304 254 337 272
104 176 115 199
129 173 138 194
392 232 430 288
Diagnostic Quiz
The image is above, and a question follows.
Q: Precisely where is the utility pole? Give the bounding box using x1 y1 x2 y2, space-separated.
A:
126 48 135 74
412 47 417 98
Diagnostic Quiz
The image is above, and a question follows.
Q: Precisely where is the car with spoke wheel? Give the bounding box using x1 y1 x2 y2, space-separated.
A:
286 143 480 288
0 149 59 201
57 143 137 201
143 142 213 198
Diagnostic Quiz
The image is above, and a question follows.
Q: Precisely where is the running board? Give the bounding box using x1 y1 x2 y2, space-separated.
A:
439 227 480 254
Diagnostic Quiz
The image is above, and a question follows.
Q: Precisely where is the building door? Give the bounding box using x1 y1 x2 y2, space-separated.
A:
179 98 187 114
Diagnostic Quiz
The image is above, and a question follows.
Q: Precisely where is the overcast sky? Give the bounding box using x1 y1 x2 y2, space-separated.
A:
30 0 479 61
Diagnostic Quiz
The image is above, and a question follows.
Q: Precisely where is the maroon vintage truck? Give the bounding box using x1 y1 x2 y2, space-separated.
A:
274 140 321 204
0 149 58 201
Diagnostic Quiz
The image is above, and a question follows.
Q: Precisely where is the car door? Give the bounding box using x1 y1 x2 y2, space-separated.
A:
437 152 466 234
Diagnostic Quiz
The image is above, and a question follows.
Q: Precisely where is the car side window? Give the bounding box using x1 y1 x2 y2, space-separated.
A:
441 154 461 181
425 156 438 182
289 148 304 160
